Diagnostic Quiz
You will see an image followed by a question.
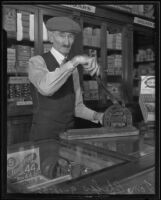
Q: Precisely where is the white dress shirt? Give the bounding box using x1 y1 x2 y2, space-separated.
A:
28 47 98 123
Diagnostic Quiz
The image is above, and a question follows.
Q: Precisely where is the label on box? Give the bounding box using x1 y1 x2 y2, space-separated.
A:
7 147 41 183
140 76 155 94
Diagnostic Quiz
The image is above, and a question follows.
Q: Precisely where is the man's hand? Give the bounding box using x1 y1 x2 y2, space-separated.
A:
93 112 104 125
70 55 90 67
71 55 100 76
83 56 100 76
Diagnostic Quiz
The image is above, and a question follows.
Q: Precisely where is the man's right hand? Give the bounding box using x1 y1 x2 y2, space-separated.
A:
71 55 100 76
70 55 91 67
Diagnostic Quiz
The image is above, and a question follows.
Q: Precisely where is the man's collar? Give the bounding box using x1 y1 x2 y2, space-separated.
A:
50 47 66 64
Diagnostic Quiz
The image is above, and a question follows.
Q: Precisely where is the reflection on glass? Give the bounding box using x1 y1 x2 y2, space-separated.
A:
7 139 125 193
79 134 155 159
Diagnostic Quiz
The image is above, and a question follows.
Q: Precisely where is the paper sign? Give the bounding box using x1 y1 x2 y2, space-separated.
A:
7 147 41 183
62 4 96 13
140 76 155 94
134 17 155 28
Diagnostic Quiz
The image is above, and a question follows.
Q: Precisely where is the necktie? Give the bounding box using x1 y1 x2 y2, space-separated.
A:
60 58 67 68
62 57 68 64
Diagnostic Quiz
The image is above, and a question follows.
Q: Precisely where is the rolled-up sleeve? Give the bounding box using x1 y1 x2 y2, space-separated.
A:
73 68 98 123
28 55 74 96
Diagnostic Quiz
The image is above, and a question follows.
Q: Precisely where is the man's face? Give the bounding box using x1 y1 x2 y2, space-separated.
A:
49 31 75 56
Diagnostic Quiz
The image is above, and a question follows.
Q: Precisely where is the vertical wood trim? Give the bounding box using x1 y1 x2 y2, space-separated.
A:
38 9 44 55
78 17 84 89
34 8 39 56
122 25 133 103
100 22 107 80
100 22 107 105
128 25 134 103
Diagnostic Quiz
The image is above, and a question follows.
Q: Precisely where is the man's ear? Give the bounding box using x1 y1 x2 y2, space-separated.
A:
48 31 53 43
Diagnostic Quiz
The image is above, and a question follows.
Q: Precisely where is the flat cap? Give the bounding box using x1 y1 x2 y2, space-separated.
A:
46 16 81 34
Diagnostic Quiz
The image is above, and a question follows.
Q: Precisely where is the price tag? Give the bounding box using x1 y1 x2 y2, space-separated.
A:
7 147 41 183
16 101 33 106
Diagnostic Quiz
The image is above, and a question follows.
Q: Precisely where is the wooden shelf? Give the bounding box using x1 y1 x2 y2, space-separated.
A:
105 75 122 82
107 48 122 52
7 38 34 45
134 60 155 65
7 102 33 117
83 45 100 50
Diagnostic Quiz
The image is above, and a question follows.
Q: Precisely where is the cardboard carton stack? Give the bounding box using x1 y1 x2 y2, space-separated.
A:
83 80 99 100
106 54 122 75
7 47 16 73
3 7 17 38
83 27 100 47
16 45 31 73
21 11 30 40
107 31 122 50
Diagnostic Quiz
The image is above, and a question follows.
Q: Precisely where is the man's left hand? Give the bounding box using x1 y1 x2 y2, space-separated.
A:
93 112 104 125
83 57 100 76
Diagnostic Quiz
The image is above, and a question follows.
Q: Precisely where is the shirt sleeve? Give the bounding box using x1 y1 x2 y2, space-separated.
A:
28 55 75 96
73 68 99 123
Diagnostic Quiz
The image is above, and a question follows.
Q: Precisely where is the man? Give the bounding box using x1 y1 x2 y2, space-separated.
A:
28 16 104 141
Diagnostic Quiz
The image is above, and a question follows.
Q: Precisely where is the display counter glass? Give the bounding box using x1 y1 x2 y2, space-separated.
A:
72 133 155 159
7 129 155 194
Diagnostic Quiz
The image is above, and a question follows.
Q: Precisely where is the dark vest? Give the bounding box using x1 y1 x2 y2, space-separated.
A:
30 52 75 140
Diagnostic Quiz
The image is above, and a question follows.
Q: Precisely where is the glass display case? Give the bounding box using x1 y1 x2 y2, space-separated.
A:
69 131 155 159
7 130 155 194
7 138 125 192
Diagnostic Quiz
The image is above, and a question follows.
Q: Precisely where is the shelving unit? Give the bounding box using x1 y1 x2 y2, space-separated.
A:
132 28 155 102
3 5 39 144
82 20 101 107
105 29 123 105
